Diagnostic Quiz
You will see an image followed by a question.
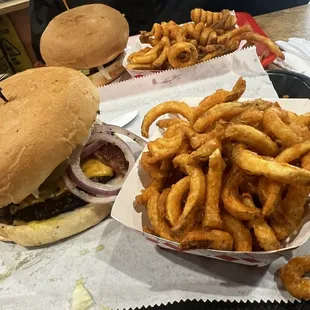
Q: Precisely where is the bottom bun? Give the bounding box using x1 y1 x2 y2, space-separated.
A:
88 52 125 87
0 203 112 247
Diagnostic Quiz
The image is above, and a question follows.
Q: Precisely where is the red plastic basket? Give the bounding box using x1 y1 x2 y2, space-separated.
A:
236 12 276 68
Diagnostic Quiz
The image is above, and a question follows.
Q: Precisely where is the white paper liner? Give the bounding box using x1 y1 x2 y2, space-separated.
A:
0 49 303 310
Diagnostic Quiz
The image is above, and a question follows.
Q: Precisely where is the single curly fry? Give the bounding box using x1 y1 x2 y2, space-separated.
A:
167 42 198 69
279 255 310 300
222 214 252 251
141 101 194 138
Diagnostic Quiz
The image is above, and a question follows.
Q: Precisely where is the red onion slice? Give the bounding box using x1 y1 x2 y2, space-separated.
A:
93 123 147 148
67 132 135 197
63 171 116 204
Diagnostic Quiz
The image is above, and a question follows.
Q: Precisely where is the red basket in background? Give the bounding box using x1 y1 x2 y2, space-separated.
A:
236 12 276 68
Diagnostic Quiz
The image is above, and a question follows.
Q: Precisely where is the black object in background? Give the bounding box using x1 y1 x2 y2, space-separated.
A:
30 0 309 63
136 300 310 310
267 70 310 99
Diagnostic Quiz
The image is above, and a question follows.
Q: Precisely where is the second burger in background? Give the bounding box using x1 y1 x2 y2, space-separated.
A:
40 4 129 87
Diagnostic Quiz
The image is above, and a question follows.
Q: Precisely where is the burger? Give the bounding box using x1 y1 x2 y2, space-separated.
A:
39 4 129 87
0 67 145 247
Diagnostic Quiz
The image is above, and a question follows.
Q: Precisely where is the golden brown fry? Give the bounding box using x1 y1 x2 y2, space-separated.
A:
130 52 158 64
221 166 261 220
156 118 188 129
135 179 163 205
263 107 302 147
217 25 252 44
295 112 310 127
225 124 279 156
153 46 169 69
190 138 222 163
148 130 185 161
167 42 199 69
203 149 226 229
249 217 280 251
263 140 310 217
233 32 285 60
192 77 246 124
141 101 194 138
193 101 252 133
157 188 171 219
166 176 190 226
222 214 252 251
140 152 167 181
180 229 233 250
230 108 264 127
231 144 310 186
190 8 237 29
127 47 152 62
147 192 173 241
171 164 206 235
279 255 310 300
198 44 225 54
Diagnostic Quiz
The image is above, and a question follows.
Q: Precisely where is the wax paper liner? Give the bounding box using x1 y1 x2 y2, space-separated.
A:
0 49 305 310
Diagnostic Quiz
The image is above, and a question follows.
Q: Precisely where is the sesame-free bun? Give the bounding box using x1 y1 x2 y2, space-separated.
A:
0 203 112 247
0 67 99 208
40 4 129 70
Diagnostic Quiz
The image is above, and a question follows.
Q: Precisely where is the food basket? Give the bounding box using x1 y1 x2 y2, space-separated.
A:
124 12 277 78
112 98 310 267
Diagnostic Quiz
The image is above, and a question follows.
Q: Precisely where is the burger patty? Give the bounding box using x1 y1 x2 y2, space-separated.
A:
94 143 129 175
8 191 86 222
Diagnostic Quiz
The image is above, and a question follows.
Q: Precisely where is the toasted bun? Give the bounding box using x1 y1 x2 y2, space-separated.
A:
88 52 125 87
0 67 99 208
40 4 129 69
0 203 112 246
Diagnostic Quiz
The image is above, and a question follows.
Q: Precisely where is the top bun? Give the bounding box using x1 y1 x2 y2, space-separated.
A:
0 67 99 207
40 4 129 69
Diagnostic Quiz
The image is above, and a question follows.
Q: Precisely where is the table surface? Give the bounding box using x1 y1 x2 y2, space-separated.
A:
0 0 28 15
255 4 310 41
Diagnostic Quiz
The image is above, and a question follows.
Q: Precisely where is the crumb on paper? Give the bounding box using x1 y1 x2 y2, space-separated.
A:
95 245 104 253
70 277 95 310
80 249 90 256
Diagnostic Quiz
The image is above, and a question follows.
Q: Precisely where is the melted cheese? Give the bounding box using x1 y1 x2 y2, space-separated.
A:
81 158 113 178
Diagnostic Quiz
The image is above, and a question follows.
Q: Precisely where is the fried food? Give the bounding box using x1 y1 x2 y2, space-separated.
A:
231 144 310 186
222 166 261 220
167 42 198 68
193 101 252 133
158 188 171 219
190 138 222 163
166 176 190 226
222 214 252 251
192 77 246 124
225 124 279 156
279 255 310 300
262 140 310 217
137 79 309 256
147 192 173 241
232 32 285 60
171 163 206 235
141 101 194 138
127 9 283 71
263 107 302 147
203 149 226 229
148 130 185 161
249 217 280 251
180 230 234 250
191 9 237 30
